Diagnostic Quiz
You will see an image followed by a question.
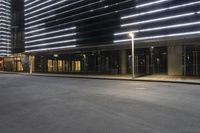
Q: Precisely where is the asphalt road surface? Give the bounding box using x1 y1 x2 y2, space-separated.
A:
0 74 200 133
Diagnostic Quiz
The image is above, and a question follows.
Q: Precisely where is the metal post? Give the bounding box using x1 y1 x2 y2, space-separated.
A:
150 46 154 74
183 45 186 76
131 34 135 79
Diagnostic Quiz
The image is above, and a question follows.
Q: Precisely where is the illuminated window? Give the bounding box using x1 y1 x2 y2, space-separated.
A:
48 60 53 72
72 61 81 72
58 60 63 72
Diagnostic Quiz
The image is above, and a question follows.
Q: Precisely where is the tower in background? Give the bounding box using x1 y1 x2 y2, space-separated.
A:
0 0 12 56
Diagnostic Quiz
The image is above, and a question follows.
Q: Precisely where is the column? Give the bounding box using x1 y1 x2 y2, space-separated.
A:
168 46 183 76
120 50 127 74
29 55 34 74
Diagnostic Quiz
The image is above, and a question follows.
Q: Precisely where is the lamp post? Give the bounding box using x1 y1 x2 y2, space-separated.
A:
129 32 135 79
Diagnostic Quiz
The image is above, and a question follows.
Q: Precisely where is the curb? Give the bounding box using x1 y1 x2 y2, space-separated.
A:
1 71 200 85
31 74 200 85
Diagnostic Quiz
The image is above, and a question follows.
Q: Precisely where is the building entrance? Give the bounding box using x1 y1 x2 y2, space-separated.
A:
185 46 200 75
152 47 168 74
129 47 168 76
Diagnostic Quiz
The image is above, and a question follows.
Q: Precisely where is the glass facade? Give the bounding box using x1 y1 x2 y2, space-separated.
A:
22 0 200 76
185 45 200 75
24 0 135 52
25 0 200 53
12 0 24 53
114 0 200 43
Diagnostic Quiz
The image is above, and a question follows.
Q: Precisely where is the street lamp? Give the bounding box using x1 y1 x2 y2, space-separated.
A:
129 32 135 79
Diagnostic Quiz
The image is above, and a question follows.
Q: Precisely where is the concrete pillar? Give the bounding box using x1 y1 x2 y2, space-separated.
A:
97 51 101 72
120 50 127 74
29 56 34 74
168 46 183 76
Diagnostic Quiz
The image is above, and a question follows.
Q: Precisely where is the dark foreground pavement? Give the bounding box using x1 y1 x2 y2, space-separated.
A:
0 74 200 133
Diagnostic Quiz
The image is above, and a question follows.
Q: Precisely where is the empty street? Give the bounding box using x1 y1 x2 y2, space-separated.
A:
0 74 200 133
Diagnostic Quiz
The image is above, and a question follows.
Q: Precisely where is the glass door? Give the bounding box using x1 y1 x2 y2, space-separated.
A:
192 51 200 75
153 47 167 74
185 46 200 76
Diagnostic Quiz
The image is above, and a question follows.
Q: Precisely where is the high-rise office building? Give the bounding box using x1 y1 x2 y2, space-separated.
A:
0 0 12 57
24 0 200 76
0 0 25 71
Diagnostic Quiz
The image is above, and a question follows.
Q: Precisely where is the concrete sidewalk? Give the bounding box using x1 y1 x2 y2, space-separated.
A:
136 74 200 84
1 71 200 84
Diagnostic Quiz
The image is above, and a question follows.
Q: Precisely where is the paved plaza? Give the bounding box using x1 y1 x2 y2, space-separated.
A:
0 74 200 133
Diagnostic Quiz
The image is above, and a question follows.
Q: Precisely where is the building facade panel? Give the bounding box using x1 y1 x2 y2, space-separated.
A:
114 0 200 43
25 0 200 52
24 0 136 52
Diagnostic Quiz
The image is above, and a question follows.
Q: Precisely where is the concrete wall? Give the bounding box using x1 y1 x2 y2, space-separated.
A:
168 46 183 76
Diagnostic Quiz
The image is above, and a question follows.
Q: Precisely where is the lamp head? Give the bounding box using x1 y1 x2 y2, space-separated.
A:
129 32 134 38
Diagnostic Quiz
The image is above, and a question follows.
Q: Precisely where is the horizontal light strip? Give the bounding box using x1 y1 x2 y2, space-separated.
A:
0 46 11 48
121 12 196 27
25 45 77 53
26 33 76 43
25 0 168 28
0 11 11 16
25 0 83 21
0 7 11 13
25 27 76 39
0 50 8 52
136 0 169 8
0 19 11 24
25 0 168 19
2 1 11 5
25 0 39 7
25 0 69 16
26 3 197 34
25 0 101 25
115 21 200 36
25 0 52 12
114 31 200 43
0 50 11 52
122 1 200 19
0 23 11 27
0 39 11 42
25 23 44 30
25 0 128 26
25 28 46 35
0 4 11 10
25 2 130 31
0 53 11 56
0 41 11 44
25 39 76 48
